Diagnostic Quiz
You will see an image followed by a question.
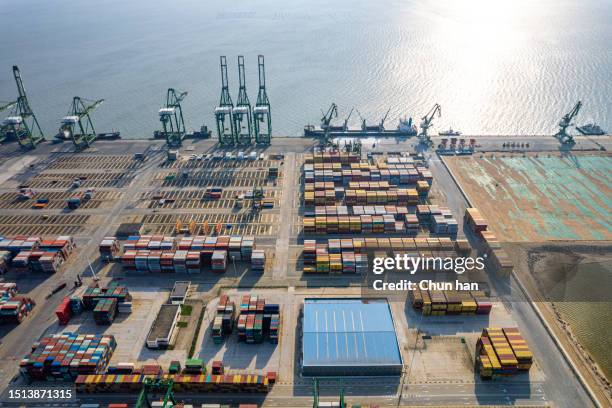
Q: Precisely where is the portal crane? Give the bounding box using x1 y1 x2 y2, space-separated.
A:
320 103 338 130
342 108 354 131
379 107 391 132
158 88 188 147
1 66 45 148
556 101 581 145
215 56 236 146
233 55 253 145
419 103 441 145
320 103 338 146
253 55 271 144
135 378 177 408
59 97 104 149
356 109 367 131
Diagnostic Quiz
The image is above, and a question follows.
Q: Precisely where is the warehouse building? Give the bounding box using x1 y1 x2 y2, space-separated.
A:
146 304 180 349
302 298 403 376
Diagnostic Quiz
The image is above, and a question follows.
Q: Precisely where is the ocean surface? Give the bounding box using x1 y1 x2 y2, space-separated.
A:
1 0 611 138
1 0 611 379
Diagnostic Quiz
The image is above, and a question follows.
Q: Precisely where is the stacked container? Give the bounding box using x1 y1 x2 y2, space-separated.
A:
212 295 235 344
20 333 116 381
0 295 35 324
475 327 532 379
465 208 488 233
0 251 10 274
93 298 118 325
99 237 121 261
55 297 72 325
237 295 280 344
251 250 265 272
211 250 227 272
75 372 270 393
82 283 131 310
410 288 492 316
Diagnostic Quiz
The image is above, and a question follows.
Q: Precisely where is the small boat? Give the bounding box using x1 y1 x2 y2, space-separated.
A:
576 123 605 136
438 128 461 136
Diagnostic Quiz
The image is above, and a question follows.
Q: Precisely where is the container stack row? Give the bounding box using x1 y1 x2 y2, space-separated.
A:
82 282 131 310
304 152 361 164
75 373 270 393
476 327 533 379
212 295 235 344
20 333 116 381
304 163 432 185
118 235 260 273
303 237 471 274
410 288 492 315
0 235 75 273
464 208 514 276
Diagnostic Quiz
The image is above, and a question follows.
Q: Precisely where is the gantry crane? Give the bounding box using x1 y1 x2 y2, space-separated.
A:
215 56 236 146
1 66 45 148
312 378 345 408
59 97 104 149
253 55 271 144
556 101 581 145
419 103 441 145
158 88 188 147
0 101 17 143
135 378 177 408
233 55 253 145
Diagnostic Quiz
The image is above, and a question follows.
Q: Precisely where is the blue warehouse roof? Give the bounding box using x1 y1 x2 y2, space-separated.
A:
302 298 403 376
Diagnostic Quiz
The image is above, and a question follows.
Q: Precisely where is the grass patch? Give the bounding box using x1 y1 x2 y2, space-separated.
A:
188 304 206 359
180 304 193 316
177 321 188 328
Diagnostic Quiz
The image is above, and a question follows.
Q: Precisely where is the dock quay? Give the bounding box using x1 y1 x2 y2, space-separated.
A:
0 134 609 408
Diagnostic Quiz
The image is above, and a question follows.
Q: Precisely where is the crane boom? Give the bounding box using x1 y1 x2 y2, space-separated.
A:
0 101 16 112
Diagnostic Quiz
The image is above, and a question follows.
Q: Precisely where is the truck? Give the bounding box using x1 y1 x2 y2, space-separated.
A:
204 187 222 200
18 188 34 199
32 198 49 209
67 189 94 209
